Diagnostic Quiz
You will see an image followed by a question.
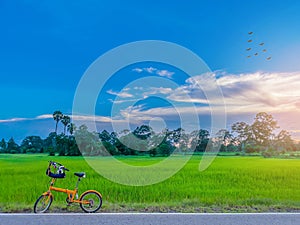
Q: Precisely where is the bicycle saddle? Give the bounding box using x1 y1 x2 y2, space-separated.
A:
74 172 86 178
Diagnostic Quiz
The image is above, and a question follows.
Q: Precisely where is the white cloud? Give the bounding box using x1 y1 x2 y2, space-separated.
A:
0 114 55 123
72 115 114 123
0 113 122 124
217 71 300 112
107 89 133 98
163 71 300 114
132 68 143 73
146 87 173 95
156 70 174 78
109 98 139 104
114 70 300 137
144 67 157 73
132 67 175 78
3 71 300 139
133 86 144 90
0 117 28 123
36 114 53 119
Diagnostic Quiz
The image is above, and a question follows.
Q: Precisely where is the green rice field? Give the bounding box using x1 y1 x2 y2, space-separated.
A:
0 154 299 212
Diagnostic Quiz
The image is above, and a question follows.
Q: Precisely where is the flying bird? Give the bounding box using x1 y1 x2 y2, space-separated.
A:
244 32 271 61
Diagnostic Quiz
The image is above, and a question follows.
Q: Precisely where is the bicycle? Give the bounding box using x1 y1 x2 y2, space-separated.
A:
34 161 102 213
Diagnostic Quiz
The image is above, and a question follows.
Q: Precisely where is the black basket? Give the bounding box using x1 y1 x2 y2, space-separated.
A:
46 167 66 179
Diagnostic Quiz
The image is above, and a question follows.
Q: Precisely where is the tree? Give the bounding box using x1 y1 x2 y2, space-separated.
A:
99 130 119 155
232 121 253 153
148 132 168 152
61 115 71 135
150 142 173 157
21 136 43 153
0 138 6 153
274 130 295 152
43 132 57 150
99 130 113 143
114 138 131 155
167 128 184 145
251 112 278 147
166 128 189 153
215 129 234 152
117 133 141 155
74 125 102 156
67 123 76 136
110 132 118 145
55 134 67 156
7 137 20 154
190 129 210 152
53 111 63 134
133 125 153 140
231 122 252 143
102 141 119 156
232 112 280 153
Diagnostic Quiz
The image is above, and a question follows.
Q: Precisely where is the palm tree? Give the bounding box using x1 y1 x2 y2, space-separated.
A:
61 115 71 135
67 123 76 136
53 111 63 134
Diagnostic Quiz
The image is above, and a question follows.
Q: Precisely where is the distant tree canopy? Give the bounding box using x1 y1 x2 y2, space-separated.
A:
232 112 295 154
7 137 20 154
0 111 298 156
20 136 43 153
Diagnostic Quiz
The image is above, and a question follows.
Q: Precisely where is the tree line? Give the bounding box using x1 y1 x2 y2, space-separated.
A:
0 111 298 157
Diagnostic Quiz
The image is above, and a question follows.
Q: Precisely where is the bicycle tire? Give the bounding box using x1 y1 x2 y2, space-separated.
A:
79 191 102 213
33 194 53 213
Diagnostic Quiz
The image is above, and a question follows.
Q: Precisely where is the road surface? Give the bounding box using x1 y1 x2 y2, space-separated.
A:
0 213 299 225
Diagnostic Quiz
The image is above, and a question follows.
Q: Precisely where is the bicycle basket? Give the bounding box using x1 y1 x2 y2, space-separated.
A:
46 163 66 179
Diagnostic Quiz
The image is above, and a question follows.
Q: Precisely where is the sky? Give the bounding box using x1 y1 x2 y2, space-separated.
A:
1 0 300 143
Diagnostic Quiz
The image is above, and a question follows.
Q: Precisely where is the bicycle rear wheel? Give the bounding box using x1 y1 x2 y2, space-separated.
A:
79 191 102 213
34 194 53 213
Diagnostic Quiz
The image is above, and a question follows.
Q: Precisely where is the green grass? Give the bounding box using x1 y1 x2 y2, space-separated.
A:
0 154 299 212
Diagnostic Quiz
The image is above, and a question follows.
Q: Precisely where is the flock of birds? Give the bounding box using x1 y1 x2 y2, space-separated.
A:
246 31 271 60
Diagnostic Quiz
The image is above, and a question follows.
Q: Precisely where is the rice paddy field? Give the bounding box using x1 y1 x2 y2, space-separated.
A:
0 154 299 213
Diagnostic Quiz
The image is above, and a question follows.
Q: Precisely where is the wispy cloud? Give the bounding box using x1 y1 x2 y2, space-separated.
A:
218 71 300 112
111 71 300 137
3 71 300 139
0 113 122 124
132 67 174 78
132 68 143 73
0 114 53 123
145 87 173 95
36 114 53 119
108 98 139 104
144 67 157 74
107 89 134 98
112 70 300 115
72 115 115 123
163 71 300 113
0 117 28 123
156 70 174 78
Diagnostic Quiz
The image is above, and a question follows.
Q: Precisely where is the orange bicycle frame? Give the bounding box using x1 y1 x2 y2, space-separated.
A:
43 178 101 205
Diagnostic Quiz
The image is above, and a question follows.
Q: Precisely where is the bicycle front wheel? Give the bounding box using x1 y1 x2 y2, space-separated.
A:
34 194 53 213
79 191 102 213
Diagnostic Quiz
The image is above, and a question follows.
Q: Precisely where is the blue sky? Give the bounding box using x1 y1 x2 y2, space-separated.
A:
1 0 300 142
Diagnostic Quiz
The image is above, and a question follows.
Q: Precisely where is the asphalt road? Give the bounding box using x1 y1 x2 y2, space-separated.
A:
0 213 299 225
